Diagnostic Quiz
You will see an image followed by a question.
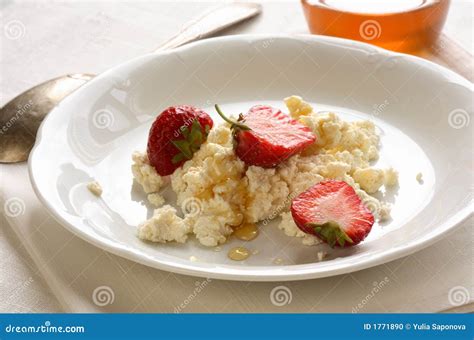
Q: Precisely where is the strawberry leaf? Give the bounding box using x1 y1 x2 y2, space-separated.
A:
181 125 190 139
171 140 192 159
189 120 203 145
307 221 353 248
171 153 187 164
171 118 210 164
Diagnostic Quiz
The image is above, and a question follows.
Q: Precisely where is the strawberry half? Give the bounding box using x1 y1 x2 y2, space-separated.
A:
147 105 213 176
215 104 316 168
291 180 375 247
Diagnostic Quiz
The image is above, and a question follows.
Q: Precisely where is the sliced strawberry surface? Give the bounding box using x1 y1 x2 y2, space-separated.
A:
215 104 315 168
147 105 213 176
291 180 374 247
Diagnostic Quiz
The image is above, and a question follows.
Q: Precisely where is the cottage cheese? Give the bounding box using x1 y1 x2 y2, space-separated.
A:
278 212 322 246
353 168 385 194
133 96 398 247
132 151 165 194
170 125 246 246
137 205 191 243
147 193 165 207
384 168 399 187
284 95 313 119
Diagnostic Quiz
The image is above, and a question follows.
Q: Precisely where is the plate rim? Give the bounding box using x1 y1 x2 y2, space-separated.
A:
28 34 474 281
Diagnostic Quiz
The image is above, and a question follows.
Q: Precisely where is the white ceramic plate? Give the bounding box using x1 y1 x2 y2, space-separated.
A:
29 35 473 281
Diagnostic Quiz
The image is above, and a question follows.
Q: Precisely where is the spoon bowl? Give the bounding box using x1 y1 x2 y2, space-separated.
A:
0 74 94 163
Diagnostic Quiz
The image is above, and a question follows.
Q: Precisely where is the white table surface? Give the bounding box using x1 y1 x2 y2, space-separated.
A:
0 0 473 313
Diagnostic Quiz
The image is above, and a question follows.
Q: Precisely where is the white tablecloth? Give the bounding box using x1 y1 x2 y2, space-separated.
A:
1 0 473 313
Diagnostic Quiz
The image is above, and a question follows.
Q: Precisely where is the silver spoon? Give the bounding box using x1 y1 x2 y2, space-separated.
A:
0 3 261 163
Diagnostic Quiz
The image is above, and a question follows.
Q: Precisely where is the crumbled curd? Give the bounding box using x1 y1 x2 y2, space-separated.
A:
278 212 322 246
147 193 165 207
132 96 398 247
132 151 165 194
353 168 385 194
138 205 191 243
384 168 399 187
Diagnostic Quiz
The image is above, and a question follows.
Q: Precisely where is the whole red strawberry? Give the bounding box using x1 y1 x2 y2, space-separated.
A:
215 104 315 168
291 180 375 247
147 105 213 176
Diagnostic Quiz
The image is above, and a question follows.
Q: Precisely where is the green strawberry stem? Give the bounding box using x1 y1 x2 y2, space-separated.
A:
306 221 353 248
214 104 251 131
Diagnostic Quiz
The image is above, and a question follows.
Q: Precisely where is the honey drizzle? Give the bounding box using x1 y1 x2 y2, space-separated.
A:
233 222 259 241
227 247 250 261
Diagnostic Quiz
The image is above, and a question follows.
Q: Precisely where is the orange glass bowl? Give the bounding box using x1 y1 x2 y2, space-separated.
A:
301 0 451 53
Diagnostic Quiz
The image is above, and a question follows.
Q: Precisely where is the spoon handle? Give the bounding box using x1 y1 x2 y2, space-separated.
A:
154 3 262 52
